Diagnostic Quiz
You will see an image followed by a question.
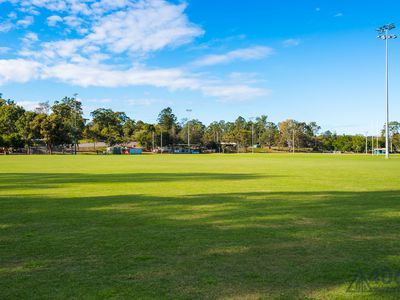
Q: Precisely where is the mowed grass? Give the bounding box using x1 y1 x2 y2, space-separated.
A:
1 154 400 299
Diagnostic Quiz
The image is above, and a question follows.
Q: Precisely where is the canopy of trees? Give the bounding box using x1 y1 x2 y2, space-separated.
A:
1 93 399 154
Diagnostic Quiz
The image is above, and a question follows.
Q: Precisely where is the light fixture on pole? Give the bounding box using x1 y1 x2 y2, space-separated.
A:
376 23 397 159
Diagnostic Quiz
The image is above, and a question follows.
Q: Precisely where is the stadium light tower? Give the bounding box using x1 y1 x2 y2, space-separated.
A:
376 23 397 159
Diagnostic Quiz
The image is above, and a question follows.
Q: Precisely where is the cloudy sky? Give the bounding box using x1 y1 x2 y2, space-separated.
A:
0 0 400 134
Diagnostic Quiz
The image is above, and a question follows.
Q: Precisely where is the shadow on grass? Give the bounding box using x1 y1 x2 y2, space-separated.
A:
0 172 267 190
1 190 400 299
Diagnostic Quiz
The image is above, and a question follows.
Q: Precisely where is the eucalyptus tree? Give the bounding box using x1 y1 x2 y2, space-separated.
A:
260 122 279 149
16 111 37 154
178 119 205 146
157 107 178 147
89 108 129 146
52 97 85 146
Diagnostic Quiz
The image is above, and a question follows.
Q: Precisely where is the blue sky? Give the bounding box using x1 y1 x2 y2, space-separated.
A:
0 0 400 134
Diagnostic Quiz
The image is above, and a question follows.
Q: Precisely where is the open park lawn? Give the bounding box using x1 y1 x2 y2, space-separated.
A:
1 154 400 299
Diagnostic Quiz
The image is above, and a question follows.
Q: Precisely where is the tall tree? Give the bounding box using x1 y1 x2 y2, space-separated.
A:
0 97 25 152
16 111 37 154
157 107 178 147
0 98 25 136
35 101 50 115
260 122 279 149
52 97 85 146
39 113 68 154
89 108 129 146
179 119 205 146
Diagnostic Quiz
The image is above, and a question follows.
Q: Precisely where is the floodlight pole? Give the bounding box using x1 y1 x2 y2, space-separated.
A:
365 132 368 154
186 109 192 148
152 131 155 152
292 129 295 153
73 93 78 155
160 129 163 154
377 135 379 152
385 33 389 159
371 136 374 155
252 122 254 154
377 23 397 159
249 117 254 154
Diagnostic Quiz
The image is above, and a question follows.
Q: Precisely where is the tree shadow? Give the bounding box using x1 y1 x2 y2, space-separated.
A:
0 172 268 190
1 190 400 299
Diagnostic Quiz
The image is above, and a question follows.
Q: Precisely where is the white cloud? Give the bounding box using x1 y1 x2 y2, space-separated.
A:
0 0 270 102
0 21 13 33
19 0 203 63
282 38 301 47
63 15 84 29
20 32 40 55
8 12 17 19
11 0 87 15
41 63 197 89
16 100 40 111
0 57 269 101
193 46 273 67
334 13 343 17
84 1 203 55
22 32 39 44
16 15 34 28
202 85 269 102
0 59 42 84
0 56 267 100
47 15 62 26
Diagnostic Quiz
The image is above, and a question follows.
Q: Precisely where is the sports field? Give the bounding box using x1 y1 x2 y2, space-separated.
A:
1 154 399 299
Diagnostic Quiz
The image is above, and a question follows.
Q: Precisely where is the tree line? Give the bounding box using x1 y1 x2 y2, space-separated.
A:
1 94 399 154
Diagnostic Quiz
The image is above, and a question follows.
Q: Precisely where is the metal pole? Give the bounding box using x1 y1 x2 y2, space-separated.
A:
152 131 155 152
188 120 190 147
376 24 396 158
216 131 219 153
74 108 77 155
73 93 78 155
160 130 163 154
252 123 254 154
385 31 390 159
371 136 374 155
365 133 368 154
292 129 295 153
186 109 192 148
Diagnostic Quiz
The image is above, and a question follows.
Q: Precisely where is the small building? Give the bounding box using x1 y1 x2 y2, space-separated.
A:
107 146 122 154
173 144 202 154
220 142 239 153
107 145 143 155
373 148 386 155
78 142 107 151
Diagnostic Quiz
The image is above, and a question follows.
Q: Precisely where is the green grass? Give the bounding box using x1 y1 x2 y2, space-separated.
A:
1 154 400 299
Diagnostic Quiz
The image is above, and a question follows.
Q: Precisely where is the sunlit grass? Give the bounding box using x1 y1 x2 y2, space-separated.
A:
0 154 399 299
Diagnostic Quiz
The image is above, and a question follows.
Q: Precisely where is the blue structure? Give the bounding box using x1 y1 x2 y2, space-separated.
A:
129 148 143 155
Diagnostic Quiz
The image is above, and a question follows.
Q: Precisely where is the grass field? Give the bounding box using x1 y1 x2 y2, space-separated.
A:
1 154 400 299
